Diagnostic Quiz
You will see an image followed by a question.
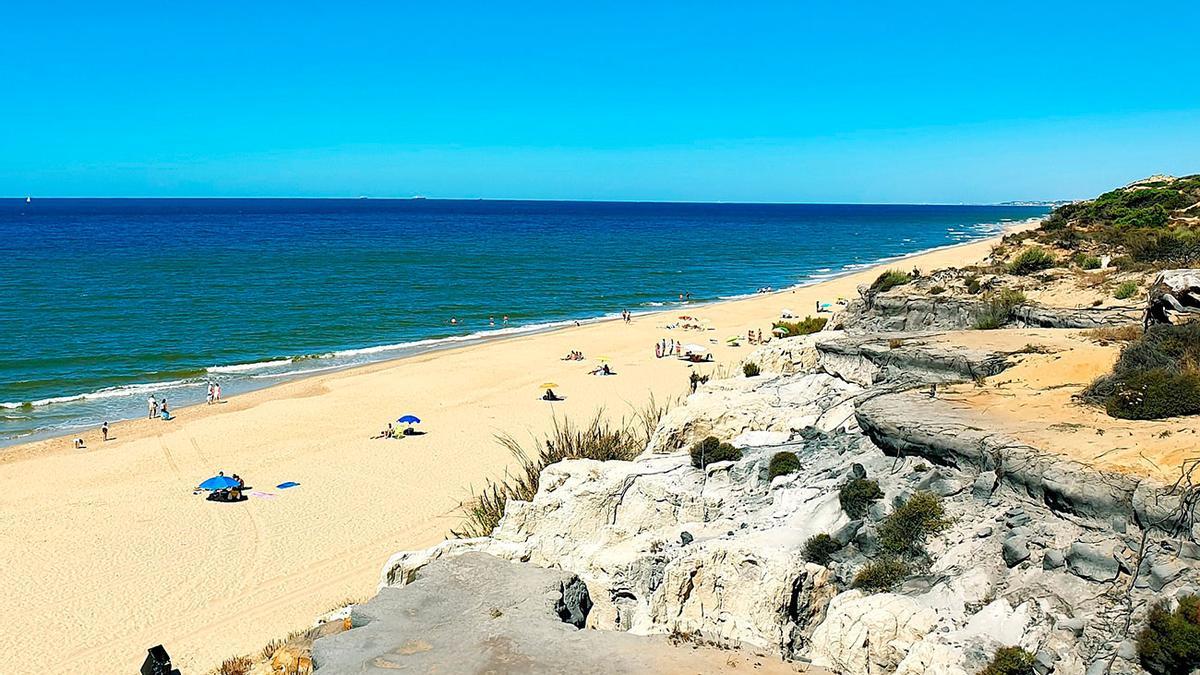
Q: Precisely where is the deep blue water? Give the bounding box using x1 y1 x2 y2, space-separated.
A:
0 199 1047 444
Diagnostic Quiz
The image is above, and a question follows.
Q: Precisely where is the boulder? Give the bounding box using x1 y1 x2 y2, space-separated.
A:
1003 536 1031 568
1066 541 1123 583
808 591 938 674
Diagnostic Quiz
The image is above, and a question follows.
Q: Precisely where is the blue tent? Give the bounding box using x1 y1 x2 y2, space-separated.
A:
198 475 239 491
397 415 421 424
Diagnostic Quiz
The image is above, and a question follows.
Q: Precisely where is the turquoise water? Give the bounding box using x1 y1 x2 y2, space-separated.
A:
0 199 1047 444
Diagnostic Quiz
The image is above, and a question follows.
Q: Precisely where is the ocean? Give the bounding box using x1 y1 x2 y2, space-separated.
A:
0 199 1047 445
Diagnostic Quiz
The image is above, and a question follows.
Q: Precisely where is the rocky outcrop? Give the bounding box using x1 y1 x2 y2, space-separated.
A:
315 552 810 674
812 332 1013 386
840 294 1139 332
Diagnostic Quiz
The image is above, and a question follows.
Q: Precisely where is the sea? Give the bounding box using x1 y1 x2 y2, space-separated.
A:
0 199 1047 445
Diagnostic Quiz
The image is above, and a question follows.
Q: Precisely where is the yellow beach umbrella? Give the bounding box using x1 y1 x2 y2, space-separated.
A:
539 382 559 389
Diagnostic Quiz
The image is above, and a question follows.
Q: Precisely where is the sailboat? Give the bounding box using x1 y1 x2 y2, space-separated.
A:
25 196 31 204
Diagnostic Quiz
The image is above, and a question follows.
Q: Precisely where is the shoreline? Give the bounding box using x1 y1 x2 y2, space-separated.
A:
0 220 1036 673
1 216 1040 452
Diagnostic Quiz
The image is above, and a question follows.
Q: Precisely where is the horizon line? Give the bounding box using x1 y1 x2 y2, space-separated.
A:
6 195 1065 207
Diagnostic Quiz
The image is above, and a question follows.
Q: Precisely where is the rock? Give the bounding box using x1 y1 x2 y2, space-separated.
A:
976 526 993 538
1084 661 1108 675
1149 561 1185 591
832 519 863 546
1003 536 1031 567
1110 516 1127 534
1066 541 1123 583
1145 269 1200 325
1043 549 1065 570
1116 639 1138 661
1034 648 1057 675
1006 513 1032 528
679 531 694 546
973 471 998 499
849 462 867 479
808 591 938 674
1057 616 1085 636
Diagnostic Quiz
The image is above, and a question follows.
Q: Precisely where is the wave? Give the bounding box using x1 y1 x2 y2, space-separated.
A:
207 358 294 374
1 377 201 409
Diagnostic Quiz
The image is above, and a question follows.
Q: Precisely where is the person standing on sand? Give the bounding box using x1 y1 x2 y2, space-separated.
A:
101 421 109 441
214 382 221 402
206 383 214 405
149 396 158 419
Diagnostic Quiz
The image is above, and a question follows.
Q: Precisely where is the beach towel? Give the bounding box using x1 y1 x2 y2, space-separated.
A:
276 481 300 489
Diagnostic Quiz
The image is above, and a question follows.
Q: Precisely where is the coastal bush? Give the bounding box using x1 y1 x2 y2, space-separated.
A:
979 647 1037 675
972 289 1027 330
1114 280 1139 300
1082 325 1143 344
767 451 801 479
870 270 912 293
838 478 883 518
215 655 254 675
850 557 911 593
965 275 982 294
1073 253 1102 270
1086 323 1200 420
879 491 951 557
690 435 742 469
1006 247 1056 275
743 361 761 377
1137 594 1200 675
773 316 827 337
802 533 841 566
453 405 668 538
1105 369 1200 420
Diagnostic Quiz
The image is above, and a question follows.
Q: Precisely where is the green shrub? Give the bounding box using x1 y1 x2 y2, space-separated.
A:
972 289 1027 330
767 451 801 479
1086 323 1200 420
879 491 951 557
742 361 761 377
1007 247 1056 275
1105 369 1200 420
773 316 827 337
1073 253 1101 270
979 646 1037 675
965 275 982 294
802 533 841 565
689 436 742 469
1137 595 1200 675
839 478 883 518
850 557 911 593
870 270 912 293
1114 280 1139 300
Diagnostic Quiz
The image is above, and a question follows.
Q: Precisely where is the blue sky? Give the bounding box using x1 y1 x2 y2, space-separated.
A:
2 1 1198 202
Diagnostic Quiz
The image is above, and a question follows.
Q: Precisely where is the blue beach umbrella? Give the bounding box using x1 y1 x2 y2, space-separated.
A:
397 415 421 424
198 475 239 491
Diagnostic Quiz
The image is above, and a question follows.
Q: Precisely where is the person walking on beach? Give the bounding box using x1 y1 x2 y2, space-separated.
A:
160 398 169 420
149 396 158 419
101 421 109 441
206 383 214 405
214 382 221 402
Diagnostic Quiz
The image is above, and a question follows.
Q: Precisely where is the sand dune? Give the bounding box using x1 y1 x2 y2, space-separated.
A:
0 235 1010 674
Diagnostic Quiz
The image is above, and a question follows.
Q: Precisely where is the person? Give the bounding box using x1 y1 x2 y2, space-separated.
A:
73 437 85 449
450 317 458 325
101 421 109 441
373 423 394 439
149 395 158 419
214 382 221 402
160 399 170 421
757 329 763 343
747 329 755 345
232 473 244 488
503 315 509 326
489 315 495 327
206 383 214 405
542 388 560 401
689 371 700 393
686 292 692 302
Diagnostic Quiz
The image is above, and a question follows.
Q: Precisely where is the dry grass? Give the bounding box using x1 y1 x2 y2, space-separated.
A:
211 655 253 675
452 401 671 538
1082 325 1143 344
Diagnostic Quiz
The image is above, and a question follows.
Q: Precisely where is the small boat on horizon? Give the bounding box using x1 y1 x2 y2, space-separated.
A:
25 196 31 203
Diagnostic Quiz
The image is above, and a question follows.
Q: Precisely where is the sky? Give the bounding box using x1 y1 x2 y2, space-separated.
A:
2 1 1199 202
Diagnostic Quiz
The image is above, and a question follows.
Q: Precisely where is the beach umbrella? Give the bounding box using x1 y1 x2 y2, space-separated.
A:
397 415 421 424
198 475 239 491
597 355 610 362
772 326 789 335
539 382 559 389
725 336 740 343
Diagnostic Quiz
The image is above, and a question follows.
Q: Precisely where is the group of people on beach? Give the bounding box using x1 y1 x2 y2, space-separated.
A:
655 339 682 358
148 396 171 421
450 315 510 327
621 309 632 323
561 350 584 360
206 382 222 405
746 329 766 344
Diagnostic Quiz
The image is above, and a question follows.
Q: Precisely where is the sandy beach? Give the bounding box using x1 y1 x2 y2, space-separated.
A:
0 232 1020 673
